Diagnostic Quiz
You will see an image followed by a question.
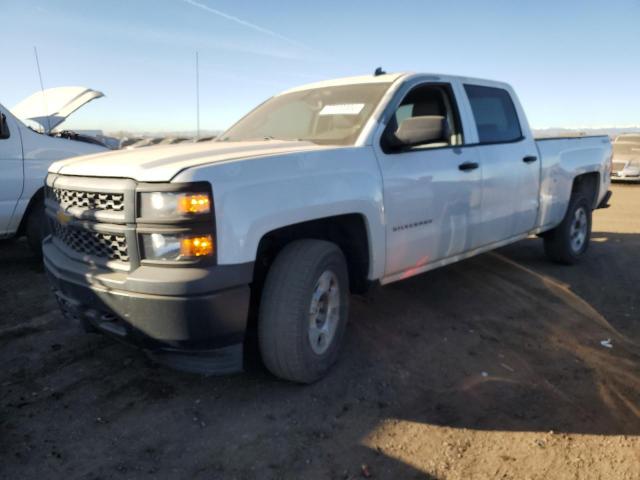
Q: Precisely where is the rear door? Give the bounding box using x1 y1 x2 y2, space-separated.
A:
0 107 24 236
373 79 483 281
462 84 539 246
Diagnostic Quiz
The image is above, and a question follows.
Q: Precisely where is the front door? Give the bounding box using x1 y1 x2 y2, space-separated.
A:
374 82 483 280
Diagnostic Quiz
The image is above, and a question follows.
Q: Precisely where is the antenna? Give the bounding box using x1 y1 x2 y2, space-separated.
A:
33 46 52 133
195 51 200 139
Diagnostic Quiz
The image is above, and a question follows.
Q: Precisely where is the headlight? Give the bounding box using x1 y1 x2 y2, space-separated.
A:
139 191 211 218
142 233 214 261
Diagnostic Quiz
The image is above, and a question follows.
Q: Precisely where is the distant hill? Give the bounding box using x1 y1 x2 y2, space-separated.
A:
534 126 640 139
106 127 640 143
106 129 224 138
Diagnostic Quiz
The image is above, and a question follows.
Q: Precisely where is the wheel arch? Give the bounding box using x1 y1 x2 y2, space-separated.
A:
16 186 45 237
253 213 372 295
571 171 600 209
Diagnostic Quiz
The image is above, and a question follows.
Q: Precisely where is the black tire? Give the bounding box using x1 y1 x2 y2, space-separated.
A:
25 199 47 258
543 193 592 265
258 239 349 383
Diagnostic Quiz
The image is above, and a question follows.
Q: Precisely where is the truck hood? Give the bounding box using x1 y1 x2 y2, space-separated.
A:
11 86 104 133
49 140 331 182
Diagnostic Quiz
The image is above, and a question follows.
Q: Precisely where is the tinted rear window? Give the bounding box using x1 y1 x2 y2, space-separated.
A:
464 85 522 143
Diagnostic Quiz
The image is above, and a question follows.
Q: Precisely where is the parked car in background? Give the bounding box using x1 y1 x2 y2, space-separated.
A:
611 133 640 181
43 72 612 383
0 88 107 253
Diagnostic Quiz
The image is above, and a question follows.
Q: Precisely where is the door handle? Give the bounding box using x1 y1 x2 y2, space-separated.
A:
523 155 538 163
458 162 479 172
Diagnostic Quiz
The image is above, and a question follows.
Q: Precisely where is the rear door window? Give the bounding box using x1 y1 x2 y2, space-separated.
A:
464 85 522 144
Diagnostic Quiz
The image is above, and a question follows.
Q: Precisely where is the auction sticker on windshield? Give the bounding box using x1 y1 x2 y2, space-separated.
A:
319 103 365 115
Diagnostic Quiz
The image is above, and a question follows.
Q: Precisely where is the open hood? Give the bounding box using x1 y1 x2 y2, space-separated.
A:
11 86 104 133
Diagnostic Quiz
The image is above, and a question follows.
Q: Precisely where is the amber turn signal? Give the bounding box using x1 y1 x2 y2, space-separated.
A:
178 194 210 214
180 235 214 257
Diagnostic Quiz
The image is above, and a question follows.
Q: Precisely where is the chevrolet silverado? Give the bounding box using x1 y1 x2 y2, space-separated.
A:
43 72 612 383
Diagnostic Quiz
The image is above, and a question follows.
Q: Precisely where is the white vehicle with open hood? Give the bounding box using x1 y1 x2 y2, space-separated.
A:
43 72 612 383
0 87 107 251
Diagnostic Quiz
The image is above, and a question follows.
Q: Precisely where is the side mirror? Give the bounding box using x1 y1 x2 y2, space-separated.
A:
0 113 10 139
392 115 449 148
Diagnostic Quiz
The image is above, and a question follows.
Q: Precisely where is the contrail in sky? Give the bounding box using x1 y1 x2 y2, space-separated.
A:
181 0 307 49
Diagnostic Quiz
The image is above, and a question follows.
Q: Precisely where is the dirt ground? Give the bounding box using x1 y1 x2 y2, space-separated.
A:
1 184 639 480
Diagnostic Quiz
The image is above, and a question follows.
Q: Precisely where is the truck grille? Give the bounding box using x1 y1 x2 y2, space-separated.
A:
51 187 125 212
52 221 129 262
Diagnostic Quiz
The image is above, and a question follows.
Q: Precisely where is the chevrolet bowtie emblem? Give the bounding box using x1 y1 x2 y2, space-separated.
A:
56 209 72 225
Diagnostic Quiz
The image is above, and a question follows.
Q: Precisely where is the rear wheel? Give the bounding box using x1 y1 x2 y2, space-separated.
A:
258 240 349 383
544 193 592 264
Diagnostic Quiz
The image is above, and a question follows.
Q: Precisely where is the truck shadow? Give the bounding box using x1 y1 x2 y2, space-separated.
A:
346 233 640 437
1 233 639 479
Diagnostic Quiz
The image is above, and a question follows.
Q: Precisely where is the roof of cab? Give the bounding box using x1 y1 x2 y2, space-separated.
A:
277 71 511 96
278 72 408 95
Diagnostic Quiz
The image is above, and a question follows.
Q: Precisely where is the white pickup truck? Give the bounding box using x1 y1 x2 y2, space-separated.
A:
0 88 107 252
43 72 612 383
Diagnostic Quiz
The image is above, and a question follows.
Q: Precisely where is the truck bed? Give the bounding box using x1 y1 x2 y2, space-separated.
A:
535 135 611 231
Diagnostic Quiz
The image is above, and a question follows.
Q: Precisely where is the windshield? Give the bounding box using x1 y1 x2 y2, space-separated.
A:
219 83 392 146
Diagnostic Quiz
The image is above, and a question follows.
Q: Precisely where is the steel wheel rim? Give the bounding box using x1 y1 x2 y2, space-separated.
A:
308 270 340 355
570 206 588 253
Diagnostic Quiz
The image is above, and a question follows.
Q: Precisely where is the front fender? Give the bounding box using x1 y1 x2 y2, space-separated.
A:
173 146 386 280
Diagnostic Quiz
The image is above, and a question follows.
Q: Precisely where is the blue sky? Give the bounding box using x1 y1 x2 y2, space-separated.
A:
2 0 639 132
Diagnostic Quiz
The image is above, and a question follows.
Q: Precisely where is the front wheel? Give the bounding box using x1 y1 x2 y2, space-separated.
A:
544 194 592 264
258 240 349 383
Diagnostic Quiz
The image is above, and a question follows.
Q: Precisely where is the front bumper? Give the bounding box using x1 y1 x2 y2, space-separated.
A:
43 237 253 374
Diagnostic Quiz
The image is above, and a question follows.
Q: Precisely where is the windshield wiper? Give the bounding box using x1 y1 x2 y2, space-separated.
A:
295 137 322 144
220 136 306 142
